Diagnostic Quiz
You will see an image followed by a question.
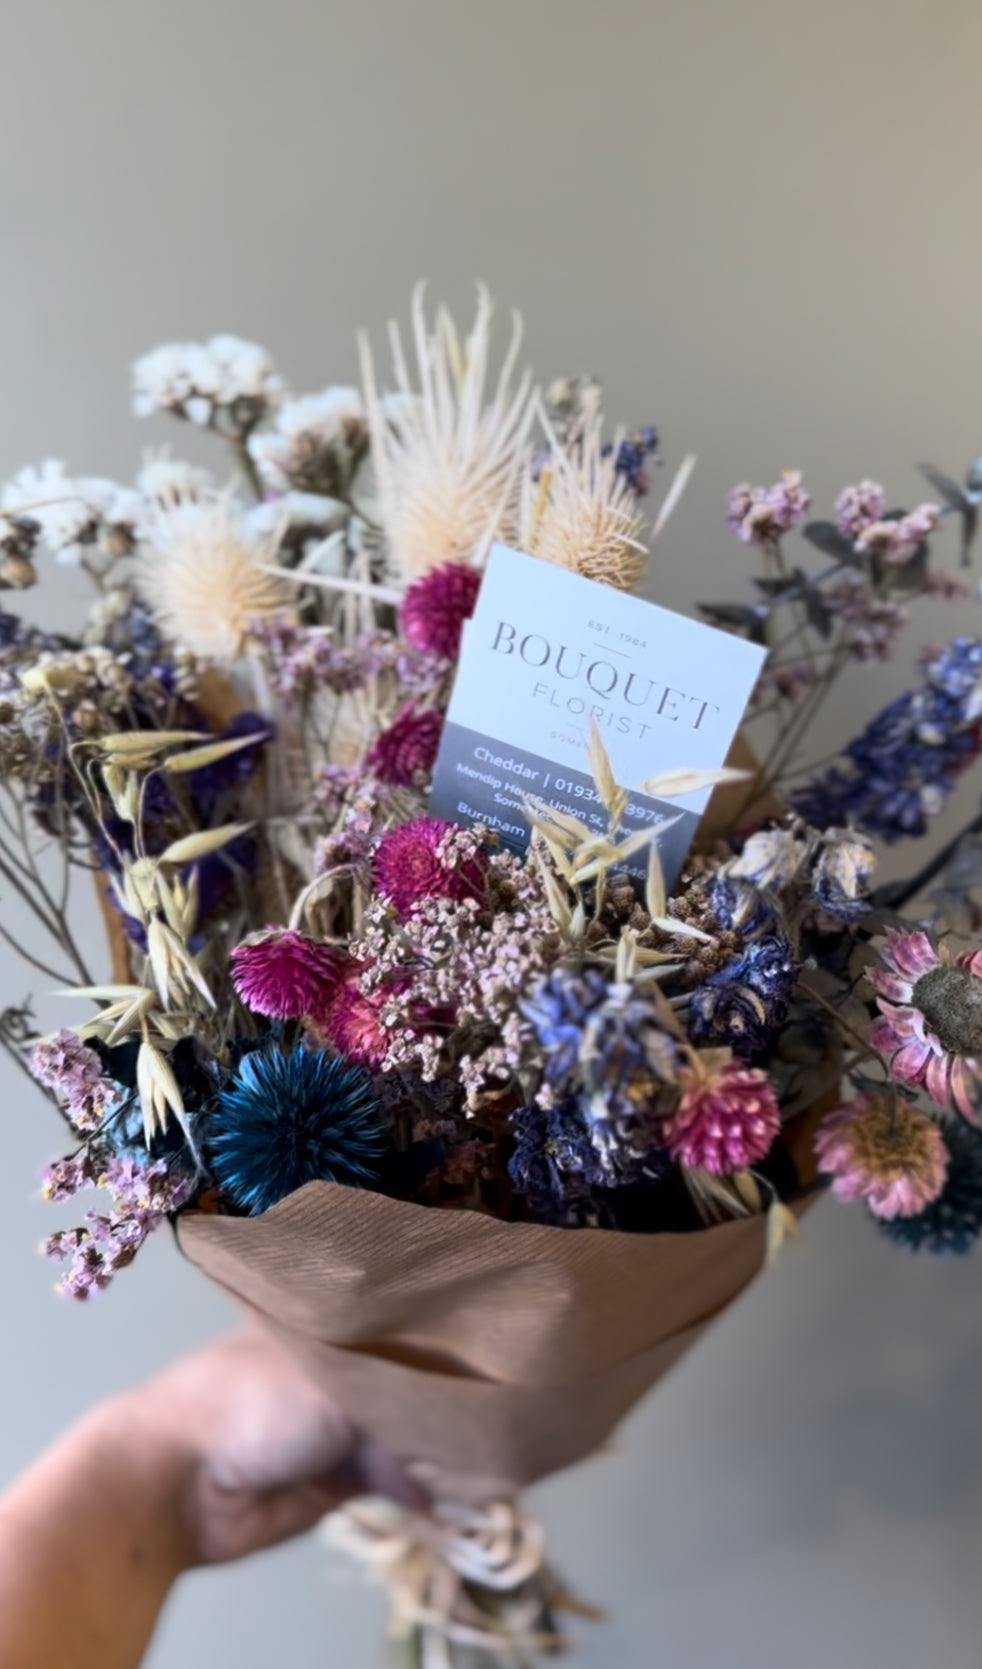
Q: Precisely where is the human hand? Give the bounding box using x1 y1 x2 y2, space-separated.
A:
119 1326 422 1568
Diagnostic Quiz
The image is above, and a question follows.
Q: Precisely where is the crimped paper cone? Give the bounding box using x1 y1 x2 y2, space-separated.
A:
178 1185 781 1504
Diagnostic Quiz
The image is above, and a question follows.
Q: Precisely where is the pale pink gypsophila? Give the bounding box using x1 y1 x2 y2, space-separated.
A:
230 927 344 1019
659 1056 781 1175
813 1091 948 1219
29 1030 117 1132
868 928 982 1123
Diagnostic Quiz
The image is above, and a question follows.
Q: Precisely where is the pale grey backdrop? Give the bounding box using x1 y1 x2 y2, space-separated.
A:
2 1 982 1664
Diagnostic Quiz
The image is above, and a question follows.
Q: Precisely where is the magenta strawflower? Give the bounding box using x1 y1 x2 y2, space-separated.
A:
869 929 982 1122
659 1054 781 1174
399 561 482 661
814 1091 948 1219
373 817 488 917
230 926 344 1019
365 702 443 787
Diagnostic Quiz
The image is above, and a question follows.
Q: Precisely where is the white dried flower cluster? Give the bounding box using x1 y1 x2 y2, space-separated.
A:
248 387 369 497
136 450 215 509
131 335 283 434
2 460 142 567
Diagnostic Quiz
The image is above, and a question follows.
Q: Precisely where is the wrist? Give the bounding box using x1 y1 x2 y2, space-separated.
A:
81 1388 199 1580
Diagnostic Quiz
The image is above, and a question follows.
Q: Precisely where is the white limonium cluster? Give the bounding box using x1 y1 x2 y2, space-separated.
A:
131 334 284 434
2 461 142 567
247 387 369 498
136 450 215 510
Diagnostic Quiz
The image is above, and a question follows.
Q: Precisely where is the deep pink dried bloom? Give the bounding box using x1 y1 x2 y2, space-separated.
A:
834 480 886 541
366 703 444 787
317 962 390 1071
30 1030 117 1132
869 928 982 1122
373 817 488 917
814 1091 948 1219
726 472 810 548
230 927 344 1019
400 562 482 661
660 1056 781 1174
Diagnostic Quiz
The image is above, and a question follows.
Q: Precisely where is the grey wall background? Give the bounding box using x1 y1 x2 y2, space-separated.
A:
2 0 982 1664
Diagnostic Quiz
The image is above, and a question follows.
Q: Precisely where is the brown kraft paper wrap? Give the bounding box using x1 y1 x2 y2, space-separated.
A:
178 1184 784 1505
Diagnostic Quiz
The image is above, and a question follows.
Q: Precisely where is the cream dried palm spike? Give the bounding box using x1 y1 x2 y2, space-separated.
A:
519 401 649 592
359 283 537 581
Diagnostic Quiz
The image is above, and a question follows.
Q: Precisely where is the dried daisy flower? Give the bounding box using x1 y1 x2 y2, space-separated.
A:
814 1090 948 1219
869 929 982 1121
360 284 535 580
519 410 647 592
135 500 291 660
248 387 369 497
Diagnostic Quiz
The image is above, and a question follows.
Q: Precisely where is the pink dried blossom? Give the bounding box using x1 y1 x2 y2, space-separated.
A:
869 928 982 1122
29 1030 118 1132
317 962 391 1071
373 818 488 917
814 1090 948 1219
230 927 344 1019
41 1152 99 1202
659 1055 781 1174
400 561 482 661
855 504 940 566
923 569 972 602
834 479 886 541
825 578 909 663
365 703 443 787
726 472 810 548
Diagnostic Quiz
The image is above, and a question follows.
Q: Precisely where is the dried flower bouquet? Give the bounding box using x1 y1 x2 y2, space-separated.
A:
6 288 982 1659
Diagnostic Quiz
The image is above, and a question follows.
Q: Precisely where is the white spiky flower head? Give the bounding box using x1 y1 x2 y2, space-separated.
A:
360 284 536 581
135 499 291 661
519 408 648 593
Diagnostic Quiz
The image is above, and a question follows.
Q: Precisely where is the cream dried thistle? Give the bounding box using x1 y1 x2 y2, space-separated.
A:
519 408 648 592
135 500 291 661
360 285 536 581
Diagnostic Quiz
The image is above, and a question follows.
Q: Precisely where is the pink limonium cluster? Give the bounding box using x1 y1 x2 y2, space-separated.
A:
868 929 982 1122
825 578 910 663
726 471 811 548
814 1090 948 1219
365 702 444 788
230 927 344 1019
399 561 482 661
30 1030 119 1133
43 1158 195 1300
855 505 940 566
659 1053 782 1174
834 479 887 541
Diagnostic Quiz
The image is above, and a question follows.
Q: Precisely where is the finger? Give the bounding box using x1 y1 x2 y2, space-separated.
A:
350 1435 431 1513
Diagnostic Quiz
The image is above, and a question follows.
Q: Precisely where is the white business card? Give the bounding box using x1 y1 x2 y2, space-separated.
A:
430 545 765 885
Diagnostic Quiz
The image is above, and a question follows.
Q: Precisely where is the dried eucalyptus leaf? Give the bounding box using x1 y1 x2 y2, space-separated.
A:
802 520 860 565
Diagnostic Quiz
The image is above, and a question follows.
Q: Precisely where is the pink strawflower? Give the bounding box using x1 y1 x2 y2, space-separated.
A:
365 702 443 787
373 817 488 917
834 479 886 541
659 1055 781 1174
814 1090 948 1219
869 928 982 1122
230 927 344 1019
29 1030 118 1132
400 561 482 661
855 504 940 566
316 962 390 1071
726 471 810 548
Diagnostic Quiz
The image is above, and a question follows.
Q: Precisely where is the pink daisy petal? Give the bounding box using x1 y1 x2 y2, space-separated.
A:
922 1050 952 1111
887 1036 933 1085
949 1055 982 1126
867 968 916 1004
884 929 938 980
956 947 982 977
